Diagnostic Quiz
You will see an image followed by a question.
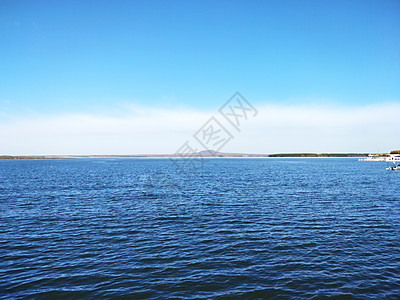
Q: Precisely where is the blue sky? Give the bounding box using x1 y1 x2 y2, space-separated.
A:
0 0 399 154
1 0 399 111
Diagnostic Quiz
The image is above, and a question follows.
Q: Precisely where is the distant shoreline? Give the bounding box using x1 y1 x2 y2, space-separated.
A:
0 152 369 160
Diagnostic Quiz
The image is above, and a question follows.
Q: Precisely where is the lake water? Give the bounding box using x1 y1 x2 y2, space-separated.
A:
0 158 399 299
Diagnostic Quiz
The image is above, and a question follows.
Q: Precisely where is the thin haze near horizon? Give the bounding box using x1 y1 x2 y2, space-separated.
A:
0 0 399 155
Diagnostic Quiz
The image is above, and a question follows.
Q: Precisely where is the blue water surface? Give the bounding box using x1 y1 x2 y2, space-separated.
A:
0 158 399 299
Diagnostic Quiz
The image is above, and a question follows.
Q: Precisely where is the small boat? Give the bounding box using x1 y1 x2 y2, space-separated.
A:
386 154 400 171
359 154 386 161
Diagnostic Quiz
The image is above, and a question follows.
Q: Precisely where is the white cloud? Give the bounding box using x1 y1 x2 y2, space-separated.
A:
0 103 399 155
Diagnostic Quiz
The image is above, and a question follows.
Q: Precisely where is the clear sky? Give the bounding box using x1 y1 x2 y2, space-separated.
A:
0 0 399 154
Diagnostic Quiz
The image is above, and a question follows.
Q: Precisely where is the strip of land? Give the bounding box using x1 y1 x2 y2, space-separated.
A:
0 150 370 159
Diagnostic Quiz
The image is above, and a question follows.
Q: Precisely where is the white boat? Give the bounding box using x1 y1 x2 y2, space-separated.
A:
358 154 386 161
386 154 400 171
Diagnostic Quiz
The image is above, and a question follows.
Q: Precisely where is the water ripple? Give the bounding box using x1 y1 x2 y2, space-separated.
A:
0 158 399 298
